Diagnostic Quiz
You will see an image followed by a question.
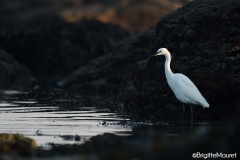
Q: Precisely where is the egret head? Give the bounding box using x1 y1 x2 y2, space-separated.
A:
154 48 170 56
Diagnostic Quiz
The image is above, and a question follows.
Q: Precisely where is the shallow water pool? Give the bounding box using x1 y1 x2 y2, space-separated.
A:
0 90 214 149
0 90 131 149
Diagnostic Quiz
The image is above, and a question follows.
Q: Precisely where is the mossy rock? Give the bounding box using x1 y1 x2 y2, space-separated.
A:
0 133 37 154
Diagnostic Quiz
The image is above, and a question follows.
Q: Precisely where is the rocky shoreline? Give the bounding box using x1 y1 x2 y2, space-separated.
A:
0 0 239 159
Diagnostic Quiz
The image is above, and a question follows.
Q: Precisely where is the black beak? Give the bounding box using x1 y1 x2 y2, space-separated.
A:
153 51 161 56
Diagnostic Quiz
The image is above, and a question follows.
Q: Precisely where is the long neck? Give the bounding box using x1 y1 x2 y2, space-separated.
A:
164 53 174 88
164 53 173 74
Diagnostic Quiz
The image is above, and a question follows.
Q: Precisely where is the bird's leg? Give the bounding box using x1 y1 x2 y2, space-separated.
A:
182 103 185 132
190 104 193 129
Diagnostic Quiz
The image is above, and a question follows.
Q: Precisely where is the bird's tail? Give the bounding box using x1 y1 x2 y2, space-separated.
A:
201 99 210 108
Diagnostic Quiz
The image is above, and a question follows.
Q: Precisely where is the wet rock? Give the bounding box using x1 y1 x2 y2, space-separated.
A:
121 0 240 120
3 98 239 160
37 111 240 160
0 49 35 89
86 118 239 159
57 30 153 104
2 115 239 159
0 19 129 85
60 135 81 141
0 133 37 155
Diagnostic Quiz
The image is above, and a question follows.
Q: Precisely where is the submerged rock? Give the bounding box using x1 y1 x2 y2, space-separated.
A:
0 49 35 89
121 0 240 120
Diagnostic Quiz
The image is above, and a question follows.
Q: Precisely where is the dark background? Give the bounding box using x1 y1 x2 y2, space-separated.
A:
0 0 239 159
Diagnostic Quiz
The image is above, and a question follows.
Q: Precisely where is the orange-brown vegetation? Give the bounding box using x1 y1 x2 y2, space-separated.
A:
57 0 182 32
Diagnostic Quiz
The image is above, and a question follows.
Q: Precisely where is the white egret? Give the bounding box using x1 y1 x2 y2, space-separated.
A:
154 48 209 127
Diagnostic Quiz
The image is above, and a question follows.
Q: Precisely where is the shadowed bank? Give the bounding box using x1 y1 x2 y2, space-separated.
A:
0 0 239 159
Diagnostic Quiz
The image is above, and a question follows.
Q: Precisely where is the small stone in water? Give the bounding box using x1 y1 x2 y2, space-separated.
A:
102 121 107 125
36 130 42 136
75 135 81 141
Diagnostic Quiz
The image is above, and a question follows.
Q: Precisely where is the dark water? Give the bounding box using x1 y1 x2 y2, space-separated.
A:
0 90 132 149
0 90 213 149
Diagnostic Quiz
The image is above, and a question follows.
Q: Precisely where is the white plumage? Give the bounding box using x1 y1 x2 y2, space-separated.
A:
155 48 209 108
